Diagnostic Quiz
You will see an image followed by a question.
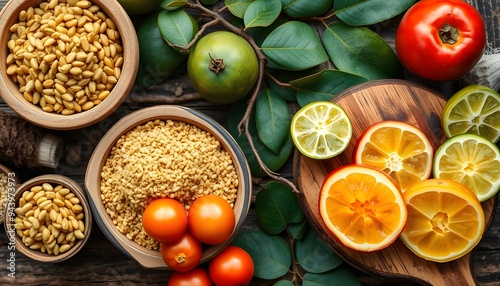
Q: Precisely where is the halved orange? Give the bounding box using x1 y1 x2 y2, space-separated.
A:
319 164 407 252
400 178 485 263
354 121 433 192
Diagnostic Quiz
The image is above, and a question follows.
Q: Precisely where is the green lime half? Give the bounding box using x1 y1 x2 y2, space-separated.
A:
433 134 500 202
442 85 500 143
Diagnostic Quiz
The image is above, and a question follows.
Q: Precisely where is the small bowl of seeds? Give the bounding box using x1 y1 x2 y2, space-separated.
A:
0 163 20 225
4 174 92 263
85 105 252 269
0 0 138 130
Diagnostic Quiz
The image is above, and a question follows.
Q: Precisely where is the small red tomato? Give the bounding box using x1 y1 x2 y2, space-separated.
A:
188 195 235 245
209 246 254 286
395 0 486 81
161 231 203 272
167 267 213 286
142 198 187 243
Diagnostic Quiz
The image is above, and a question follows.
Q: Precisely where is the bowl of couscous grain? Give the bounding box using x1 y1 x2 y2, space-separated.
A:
0 0 138 130
84 105 252 269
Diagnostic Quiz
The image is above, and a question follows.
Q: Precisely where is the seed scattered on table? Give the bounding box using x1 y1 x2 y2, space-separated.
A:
5 0 123 114
100 119 239 250
14 182 86 255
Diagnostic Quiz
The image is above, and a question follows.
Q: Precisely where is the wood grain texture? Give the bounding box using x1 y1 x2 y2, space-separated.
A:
294 80 497 286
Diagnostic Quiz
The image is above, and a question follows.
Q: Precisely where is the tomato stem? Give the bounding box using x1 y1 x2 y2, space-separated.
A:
439 24 459 45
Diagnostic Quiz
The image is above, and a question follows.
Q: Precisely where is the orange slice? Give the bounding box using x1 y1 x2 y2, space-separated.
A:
400 178 485 263
319 164 407 252
354 120 433 192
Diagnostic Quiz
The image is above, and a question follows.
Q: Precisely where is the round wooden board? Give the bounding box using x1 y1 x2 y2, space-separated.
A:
293 79 497 285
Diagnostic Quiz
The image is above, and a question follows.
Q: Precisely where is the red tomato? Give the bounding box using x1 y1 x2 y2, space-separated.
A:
395 0 486 81
161 231 203 272
188 195 235 245
168 267 213 286
208 246 254 286
142 198 187 243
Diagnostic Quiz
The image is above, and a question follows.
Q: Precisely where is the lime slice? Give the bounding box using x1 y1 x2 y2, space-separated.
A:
433 134 500 202
291 101 352 159
442 85 500 143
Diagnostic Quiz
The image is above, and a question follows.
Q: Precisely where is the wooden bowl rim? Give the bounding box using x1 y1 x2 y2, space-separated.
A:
3 174 93 263
84 105 252 269
0 163 21 225
0 0 139 130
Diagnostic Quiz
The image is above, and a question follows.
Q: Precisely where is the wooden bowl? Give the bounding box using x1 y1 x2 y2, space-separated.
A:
0 163 20 225
0 0 139 130
3 174 93 263
84 105 252 269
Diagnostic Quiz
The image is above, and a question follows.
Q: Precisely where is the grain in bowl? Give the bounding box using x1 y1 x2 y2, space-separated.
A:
100 119 239 251
5 0 123 114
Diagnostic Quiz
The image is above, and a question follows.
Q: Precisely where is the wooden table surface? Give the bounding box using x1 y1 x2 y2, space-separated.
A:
0 1 499 285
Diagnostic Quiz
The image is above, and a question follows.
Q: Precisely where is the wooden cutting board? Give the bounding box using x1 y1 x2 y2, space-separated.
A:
293 79 497 285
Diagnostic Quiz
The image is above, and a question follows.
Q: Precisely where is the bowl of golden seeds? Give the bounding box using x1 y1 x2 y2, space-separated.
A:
84 105 252 269
4 174 92 262
0 0 138 130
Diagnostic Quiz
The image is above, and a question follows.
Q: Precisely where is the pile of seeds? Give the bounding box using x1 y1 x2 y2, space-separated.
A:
100 119 239 250
14 182 86 255
5 0 123 114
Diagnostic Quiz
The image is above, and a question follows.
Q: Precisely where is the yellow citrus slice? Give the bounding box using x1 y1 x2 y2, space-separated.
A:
319 164 407 252
442 85 500 143
433 133 500 202
291 101 352 159
354 121 433 192
400 178 485 263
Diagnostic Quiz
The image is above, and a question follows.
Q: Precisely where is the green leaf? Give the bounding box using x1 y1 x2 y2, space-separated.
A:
274 281 295 286
256 88 291 154
290 69 368 107
323 21 403 80
226 0 255 18
244 0 282 29
334 0 416 26
160 0 187 10
281 0 334 18
255 181 304 234
228 97 293 177
261 21 329 71
287 219 308 240
296 229 343 273
232 231 292 280
157 9 198 47
303 267 362 286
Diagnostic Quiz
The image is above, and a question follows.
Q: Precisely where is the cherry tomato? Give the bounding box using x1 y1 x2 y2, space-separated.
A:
142 198 187 243
187 31 259 104
208 246 254 286
395 0 486 81
188 195 235 245
168 267 213 286
161 231 203 272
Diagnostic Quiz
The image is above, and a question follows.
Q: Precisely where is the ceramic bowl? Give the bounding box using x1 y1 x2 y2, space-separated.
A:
84 105 252 269
0 0 139 130
4 174 93 263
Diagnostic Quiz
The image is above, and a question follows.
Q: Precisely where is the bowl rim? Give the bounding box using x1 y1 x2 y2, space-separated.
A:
0 0 139 130
84 105 252 269
0 163 21 225
3 174 93 263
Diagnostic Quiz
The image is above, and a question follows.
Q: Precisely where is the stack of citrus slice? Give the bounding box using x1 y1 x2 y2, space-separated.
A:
353 121 434 192
400 178 485 263
319 164 407 252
